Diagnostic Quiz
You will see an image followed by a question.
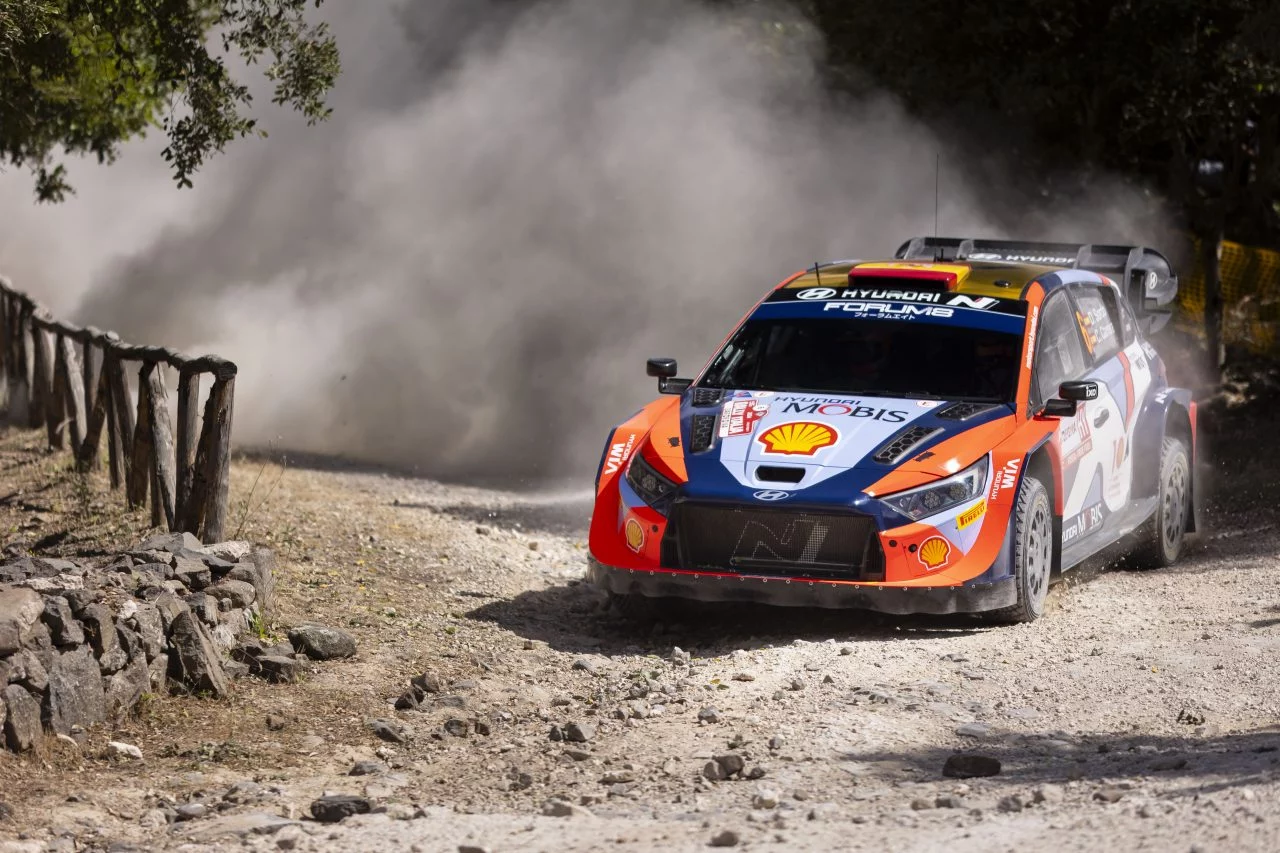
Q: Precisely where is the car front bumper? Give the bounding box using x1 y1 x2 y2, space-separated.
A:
586 556 1017 615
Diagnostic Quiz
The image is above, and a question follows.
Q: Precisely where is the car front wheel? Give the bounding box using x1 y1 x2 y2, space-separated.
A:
989 473 1053 624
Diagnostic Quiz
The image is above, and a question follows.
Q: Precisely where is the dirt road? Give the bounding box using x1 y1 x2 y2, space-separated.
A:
2 407 1280 852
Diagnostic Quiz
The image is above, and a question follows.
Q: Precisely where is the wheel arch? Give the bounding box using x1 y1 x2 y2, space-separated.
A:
1024 439 1062 574
1162 398 1197 533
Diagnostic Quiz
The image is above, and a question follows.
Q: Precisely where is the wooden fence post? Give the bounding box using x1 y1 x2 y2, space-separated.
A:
6 299 29 426
55 334 88 453
80 329 98 416
174 368 201 530
105 345 135 479
126 362 155 509
186 374 235 542
147 365 177 529
21 306 42 429
32 325 60 447
78 349 110 472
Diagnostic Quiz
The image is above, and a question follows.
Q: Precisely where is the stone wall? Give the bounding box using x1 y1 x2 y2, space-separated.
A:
1 532 277 753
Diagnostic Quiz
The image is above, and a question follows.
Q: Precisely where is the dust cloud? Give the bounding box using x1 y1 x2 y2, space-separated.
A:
0 0 1174 488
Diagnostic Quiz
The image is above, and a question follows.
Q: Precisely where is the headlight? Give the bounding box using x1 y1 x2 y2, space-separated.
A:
880 456 988 521
625 452 678 511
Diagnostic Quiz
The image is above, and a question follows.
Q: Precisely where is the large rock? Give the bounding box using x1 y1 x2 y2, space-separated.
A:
205 580 256 609
183 592 220 627
139 532 206 554
154 592 191 633
21 618 53 671
105 655 150 719
42 596 85 646
0 557 77 584
2 684 42 752
126 601 166 662
172 558 212 591
247 547 277 618
0 586 44 655
116 620 144 664
168 610 230 698
80 603 127 674
6 649 48 693
46 645 108 735
206 541 253 562
288 625 357 660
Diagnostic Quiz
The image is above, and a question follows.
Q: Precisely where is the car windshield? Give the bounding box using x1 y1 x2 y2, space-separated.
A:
698 318 1022 402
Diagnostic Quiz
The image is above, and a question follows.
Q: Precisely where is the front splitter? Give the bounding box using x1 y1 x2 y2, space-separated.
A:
587 556 1016 615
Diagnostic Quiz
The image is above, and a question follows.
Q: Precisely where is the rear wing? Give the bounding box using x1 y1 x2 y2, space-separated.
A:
895 236 1179 332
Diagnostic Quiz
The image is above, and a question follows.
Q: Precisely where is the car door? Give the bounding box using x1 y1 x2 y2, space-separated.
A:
1032 290 1101 530
1069 285 1132 517
1093 283 1155 504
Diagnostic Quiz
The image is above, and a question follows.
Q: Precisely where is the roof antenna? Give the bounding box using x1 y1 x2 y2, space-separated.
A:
933 153 943 261
813 261 822 287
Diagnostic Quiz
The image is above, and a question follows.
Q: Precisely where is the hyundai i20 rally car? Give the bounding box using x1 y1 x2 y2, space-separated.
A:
587 237 1198 623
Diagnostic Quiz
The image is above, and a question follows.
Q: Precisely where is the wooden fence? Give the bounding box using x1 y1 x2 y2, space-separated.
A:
0 275 236 543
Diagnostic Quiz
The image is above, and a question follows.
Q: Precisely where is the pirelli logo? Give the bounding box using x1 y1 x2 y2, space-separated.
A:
957 500 987 529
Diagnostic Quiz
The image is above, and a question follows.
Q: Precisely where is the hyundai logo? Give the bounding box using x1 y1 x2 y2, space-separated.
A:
753 489 792 501
795 287 838 300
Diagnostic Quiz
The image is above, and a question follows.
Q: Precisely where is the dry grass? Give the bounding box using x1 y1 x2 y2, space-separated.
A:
0 422 484 821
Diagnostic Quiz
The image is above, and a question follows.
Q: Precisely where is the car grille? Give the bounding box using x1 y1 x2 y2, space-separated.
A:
690 414 717 452
690 387 724 407
872 425 943 464
663 503 884 581
937 401 1000 420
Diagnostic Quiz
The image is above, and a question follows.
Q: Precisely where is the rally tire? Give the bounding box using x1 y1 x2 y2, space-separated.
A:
1130 437 1191 569
988 474 1053 624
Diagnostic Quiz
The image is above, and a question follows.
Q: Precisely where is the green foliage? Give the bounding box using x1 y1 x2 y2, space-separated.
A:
797 0 1280 241
0 0 340 201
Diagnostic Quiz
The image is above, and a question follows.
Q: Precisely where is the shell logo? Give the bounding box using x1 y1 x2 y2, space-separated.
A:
625 518 644 553
918 536 952 570
757 421 838 456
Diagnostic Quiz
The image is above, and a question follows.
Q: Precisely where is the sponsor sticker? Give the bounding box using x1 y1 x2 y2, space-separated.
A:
989 458 1021 503
956 500 987 530
780 400 908 423
603 433 637 476
1024 304 1039 370
1059 417 1093 467
918 536 952 570
796 287 839 300
757 421 838 456
625 518 644 553
719 399 770 437
917 400 942 408
1063 501 1105 544
752 490 792 502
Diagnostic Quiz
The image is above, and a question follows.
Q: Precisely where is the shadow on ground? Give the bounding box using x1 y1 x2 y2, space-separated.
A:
466 580 994 658
833 726 1280 795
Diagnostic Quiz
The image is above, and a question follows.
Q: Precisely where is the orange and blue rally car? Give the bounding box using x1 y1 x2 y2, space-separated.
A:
588 236 1196 623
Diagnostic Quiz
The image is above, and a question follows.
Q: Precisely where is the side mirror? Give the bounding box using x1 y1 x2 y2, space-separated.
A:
647 357 691 395
1041 398 1078 417
646 357 678 378
1038 380 1098 418
1058 380 1098 402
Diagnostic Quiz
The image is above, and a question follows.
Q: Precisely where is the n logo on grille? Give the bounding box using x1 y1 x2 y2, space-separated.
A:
732 517 829 565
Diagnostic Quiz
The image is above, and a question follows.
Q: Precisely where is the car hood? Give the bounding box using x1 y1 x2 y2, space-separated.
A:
683 390 1014 495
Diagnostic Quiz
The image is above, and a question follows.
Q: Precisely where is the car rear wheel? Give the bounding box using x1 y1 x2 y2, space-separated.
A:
988 474 1053 624
1130 436 1191 569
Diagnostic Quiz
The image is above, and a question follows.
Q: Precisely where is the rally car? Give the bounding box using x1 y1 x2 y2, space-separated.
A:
587 237 1197 622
